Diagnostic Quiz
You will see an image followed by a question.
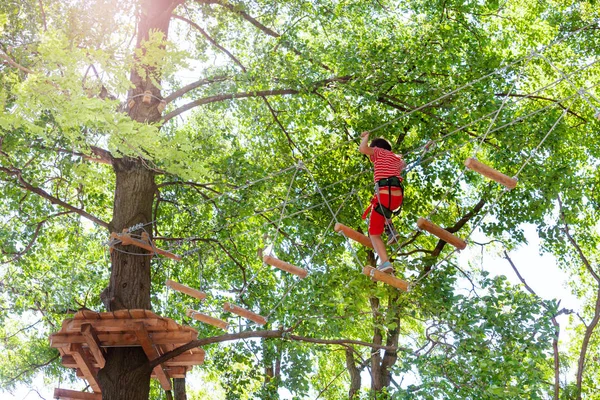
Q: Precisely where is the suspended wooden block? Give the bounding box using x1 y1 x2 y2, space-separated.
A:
334 223 374 249
166 279 207 301
54 388 101 400
362 266 409 291
263 255 308 278
223 302 267 325
186 309 228 330
109 232 181 261
142 90 152 104
127 99 135 109
464 157 517 190
157 99 167 113
416 218 466 250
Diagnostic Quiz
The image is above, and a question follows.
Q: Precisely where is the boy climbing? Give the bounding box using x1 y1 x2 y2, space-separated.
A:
359 131 406 274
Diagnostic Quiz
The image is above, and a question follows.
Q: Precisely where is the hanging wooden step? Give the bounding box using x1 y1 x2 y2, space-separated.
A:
417 218 466 250
166 279 207 301
362 266 409 291
263 255 308 278
54 389 101 400
223 302 267 325
109 232 181 261
185 309 228 330
464 157 517 190
334 223 374 249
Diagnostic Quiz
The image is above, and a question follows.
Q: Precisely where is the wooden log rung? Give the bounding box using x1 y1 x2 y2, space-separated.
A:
464 157 517 190
333 223 374 249
263 255 307 278
416 218 466 250
166 279 207 301
110 232 181 261
362 266 409 291
223 302 267 325
185 309 228 330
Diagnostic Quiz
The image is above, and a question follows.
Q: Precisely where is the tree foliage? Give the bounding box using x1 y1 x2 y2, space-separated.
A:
1 0 600 399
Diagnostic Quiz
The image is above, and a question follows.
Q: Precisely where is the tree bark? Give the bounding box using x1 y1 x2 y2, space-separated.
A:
96 1 173 399
173 378 187 400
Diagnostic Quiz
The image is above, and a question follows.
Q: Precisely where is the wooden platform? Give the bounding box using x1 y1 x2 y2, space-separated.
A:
50 309 203 393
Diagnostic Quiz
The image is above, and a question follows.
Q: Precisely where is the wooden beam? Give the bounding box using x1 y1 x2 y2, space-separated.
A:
110 232 181 261
134 322 172 391
223 303 267 325
263 255 307 278
464 157 517 190
362 266 409 291
164 351 206 366
416 217 467 250
166 279 207 301
65 318 168 333
80 324 106 368
185 309 228 330
50 330 197 348
53 388 101 400
334 223 374 249
69 343 101 393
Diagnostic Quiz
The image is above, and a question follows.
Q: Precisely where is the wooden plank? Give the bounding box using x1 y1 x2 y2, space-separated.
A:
113 310 131 319
50 330 197 348
99 311 115 320
54 388 101 400
128 309 147 319
334 223 374 249
166 279 207 301
186 309 228 330
155 366 188 379
69 343 101 393
65 318 168 333
362 266 409 291
117 232 181 261
166 351 205 366
81 324 106 368
134 322 172 391
223 303 267 325
263 255 307 278
465 157 517 190
416 217 467 250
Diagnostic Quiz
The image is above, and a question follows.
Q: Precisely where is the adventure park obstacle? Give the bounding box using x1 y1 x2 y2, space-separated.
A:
109 231 181 261
186 309 229 330
334 223 374 248
362 266 409 291
166 279 207 301
416 217 467 250
223 302 267 325
49 309 204 395
263 255 308 278
464 157 518 190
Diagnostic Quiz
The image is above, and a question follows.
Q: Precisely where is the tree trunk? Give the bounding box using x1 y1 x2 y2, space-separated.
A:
173 378 187 400
97 1 173 398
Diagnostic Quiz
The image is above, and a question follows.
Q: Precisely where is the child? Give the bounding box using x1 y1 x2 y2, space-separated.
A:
359 131 406 273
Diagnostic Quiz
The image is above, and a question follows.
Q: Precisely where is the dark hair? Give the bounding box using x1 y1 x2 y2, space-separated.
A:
369 137 392 151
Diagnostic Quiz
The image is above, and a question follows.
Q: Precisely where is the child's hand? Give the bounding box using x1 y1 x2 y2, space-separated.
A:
361 131 370 138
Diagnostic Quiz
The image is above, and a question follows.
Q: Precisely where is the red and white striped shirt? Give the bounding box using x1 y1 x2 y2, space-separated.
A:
370 147 406 182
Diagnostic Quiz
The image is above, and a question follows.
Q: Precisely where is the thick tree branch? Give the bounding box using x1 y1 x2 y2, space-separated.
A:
163 76 351 123
200 0 332 71
0 166 109 229
1 211 73 264
558 196 599 283
173 14 247 72
149 329 403 369
0 49 33 74
164 75 229 104
345 347 361 399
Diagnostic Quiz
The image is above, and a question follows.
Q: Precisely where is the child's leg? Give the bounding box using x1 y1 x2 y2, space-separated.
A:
370 234 388 263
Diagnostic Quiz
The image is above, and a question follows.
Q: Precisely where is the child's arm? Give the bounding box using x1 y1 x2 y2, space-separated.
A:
359 131 374 156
